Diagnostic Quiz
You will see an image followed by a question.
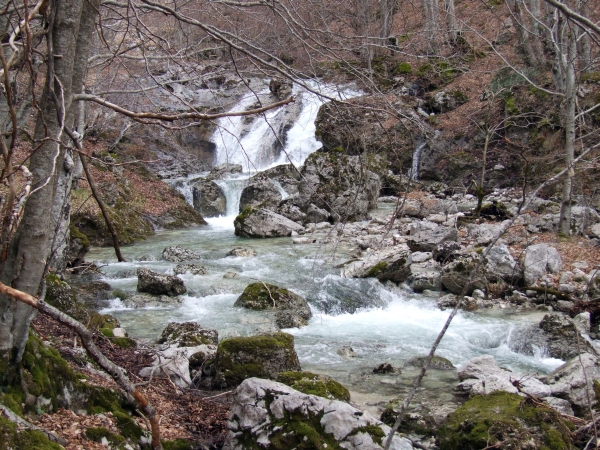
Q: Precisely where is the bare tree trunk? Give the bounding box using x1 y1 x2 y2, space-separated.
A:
445 0 458 43
528 0 547 65
0 0 97 369
507 0 541 67
559 21 577 235
423 0 441 52
380 0 396 43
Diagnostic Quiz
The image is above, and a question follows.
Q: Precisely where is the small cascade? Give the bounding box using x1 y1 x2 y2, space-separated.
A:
165 174 203 206
213 175 251 216
411 141 427 181
271 179 290 200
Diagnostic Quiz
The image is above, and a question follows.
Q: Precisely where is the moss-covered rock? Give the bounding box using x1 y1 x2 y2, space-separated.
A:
437 391 573 450
1 333 138 421
234 282 312 326
214 333 301 387
44 274 90 323
157 321 218 346
276 371 350 402
85 427 125 446
0 417 63 450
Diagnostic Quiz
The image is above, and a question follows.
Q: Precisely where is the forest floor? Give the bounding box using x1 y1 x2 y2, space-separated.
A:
31 314 232 450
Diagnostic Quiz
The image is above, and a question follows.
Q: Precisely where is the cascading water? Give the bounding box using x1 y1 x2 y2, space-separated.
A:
88 82 563 413
180 82 361 221
411 141 427 181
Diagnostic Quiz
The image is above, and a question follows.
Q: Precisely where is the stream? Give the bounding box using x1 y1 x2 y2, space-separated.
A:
88 83 563 415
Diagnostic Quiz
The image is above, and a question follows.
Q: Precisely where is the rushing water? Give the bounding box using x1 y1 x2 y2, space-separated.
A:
89 83 563 413
89 211 563 411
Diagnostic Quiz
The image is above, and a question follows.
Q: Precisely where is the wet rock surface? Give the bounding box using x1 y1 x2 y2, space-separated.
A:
137 267 187 296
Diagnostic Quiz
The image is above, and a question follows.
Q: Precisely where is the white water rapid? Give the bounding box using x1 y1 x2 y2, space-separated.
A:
88 83 564 413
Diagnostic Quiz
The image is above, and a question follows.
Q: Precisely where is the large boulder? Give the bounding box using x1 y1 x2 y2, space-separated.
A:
297 151 381 223
234 282 312 327
162 245 201 262
526 314 594 360
214 333 301 387
407 259 442 292
440 254 486 295
484 245 522 283
192 179 227 217
437 391 573 450
457 355 551 397
543 352 600 411
314 95 417 175
223 378 413 450
137 268 187 296
139 344 216 388
238 173 282 212
523 244 562 285
234 207 303 238
157 322 218 347
407 222 459 252
341 244 413 284
206 163 243 180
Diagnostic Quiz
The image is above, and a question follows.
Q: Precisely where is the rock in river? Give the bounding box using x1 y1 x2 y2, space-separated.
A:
234 207 303 238
137 267 187 296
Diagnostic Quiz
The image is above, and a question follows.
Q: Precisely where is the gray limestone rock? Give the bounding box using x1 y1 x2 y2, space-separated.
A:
234 208 304 238
457 355 551 397
192 179 227 217
523 244 562 285
238 174 282 212
162 245 201 262
137 268 187 297
341 244 413 284
223 378 413 450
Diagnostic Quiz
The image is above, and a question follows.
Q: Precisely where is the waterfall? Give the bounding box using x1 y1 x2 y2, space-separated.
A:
213 175 251 216
173 82 360 219
411 141 427 181
213 83 360 173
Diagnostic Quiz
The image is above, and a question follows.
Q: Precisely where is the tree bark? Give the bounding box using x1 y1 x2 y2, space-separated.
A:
0 0 97 368
558 20 577 235
423 0 441 53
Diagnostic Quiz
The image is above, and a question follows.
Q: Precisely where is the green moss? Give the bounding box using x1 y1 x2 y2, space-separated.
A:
365 261 388 277
216 333 299 387
276 371 350 402
88 313 120 331
393 62 412 75
349 425 386 445
234 282 301 311
20 333 76 410
85 427 125 445
113 411 143 440
505 95 519 115
417 64 432 77
162 439 193 450
437 392 573 450
113 337 137 349
581 71 600 83
234 206 255 227
0 417 63 449
251 403 341 450
69 223 90 250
